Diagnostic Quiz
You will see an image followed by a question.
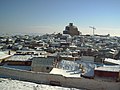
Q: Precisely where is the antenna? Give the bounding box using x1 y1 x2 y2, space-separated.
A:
89 26 96 36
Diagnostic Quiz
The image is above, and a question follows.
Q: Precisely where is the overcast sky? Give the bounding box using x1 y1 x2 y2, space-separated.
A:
0 0 120 36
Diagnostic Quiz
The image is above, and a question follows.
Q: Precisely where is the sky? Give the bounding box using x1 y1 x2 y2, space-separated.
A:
0 0 120 36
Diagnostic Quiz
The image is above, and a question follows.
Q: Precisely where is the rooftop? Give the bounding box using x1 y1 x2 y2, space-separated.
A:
104 58 120 65
50 60 94 78
0 52 12 61
6 55 32 61
95 65 120 72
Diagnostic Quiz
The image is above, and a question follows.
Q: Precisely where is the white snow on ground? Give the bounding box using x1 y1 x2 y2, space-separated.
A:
50 68 81 77
0 78 80 90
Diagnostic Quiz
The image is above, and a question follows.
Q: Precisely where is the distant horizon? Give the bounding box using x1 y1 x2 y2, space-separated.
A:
0 29 119 37
0 0 120 36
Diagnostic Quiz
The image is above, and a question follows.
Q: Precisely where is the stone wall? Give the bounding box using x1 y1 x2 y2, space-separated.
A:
0 67 119 90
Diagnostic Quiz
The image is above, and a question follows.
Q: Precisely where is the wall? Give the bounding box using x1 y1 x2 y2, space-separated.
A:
6 61 31 66
81 56 94 62
0 67 120 90
95 70 119 78
32 66 53 73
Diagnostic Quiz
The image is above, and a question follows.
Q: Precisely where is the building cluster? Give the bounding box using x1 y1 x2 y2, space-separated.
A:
0 23 120 83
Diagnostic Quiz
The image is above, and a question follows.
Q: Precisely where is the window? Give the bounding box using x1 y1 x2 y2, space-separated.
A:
46 67 49 70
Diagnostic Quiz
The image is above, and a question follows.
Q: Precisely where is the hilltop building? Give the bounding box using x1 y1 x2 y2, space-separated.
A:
63 23 81 36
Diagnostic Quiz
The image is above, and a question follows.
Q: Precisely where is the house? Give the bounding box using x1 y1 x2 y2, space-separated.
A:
95 65 120 81
5 55 32 66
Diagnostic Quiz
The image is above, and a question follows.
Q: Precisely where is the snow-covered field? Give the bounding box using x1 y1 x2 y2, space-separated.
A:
0 78 81 90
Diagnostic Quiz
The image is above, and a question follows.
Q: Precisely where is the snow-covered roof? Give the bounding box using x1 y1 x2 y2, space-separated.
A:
50 60 95 78
60 55 73 58
6 55 32 61
0 52 11 60
104 58 120 65
69 45 77 48
95 65 120 72
16 50 36 53
50 60 81 77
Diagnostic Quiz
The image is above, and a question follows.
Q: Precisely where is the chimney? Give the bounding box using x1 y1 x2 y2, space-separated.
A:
69 23 73 26
8 50 11 55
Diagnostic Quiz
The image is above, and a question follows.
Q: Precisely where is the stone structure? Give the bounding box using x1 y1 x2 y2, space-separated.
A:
63 23 81 36
31 57 54 73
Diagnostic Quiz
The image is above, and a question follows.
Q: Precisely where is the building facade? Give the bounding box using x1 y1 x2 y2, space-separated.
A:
63 23 81 36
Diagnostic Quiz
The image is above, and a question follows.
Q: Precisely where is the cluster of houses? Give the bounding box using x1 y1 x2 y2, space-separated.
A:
0 23 120 83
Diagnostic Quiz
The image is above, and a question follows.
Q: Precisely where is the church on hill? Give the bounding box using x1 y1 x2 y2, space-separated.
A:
63 23 81 36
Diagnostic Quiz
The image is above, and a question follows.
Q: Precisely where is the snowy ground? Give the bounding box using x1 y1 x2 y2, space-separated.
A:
0 78 81 90
50 68 81 77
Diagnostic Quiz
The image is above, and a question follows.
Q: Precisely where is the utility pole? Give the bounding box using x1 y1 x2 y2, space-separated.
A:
89 26 96 36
